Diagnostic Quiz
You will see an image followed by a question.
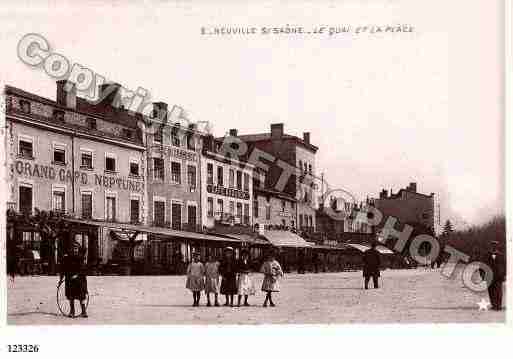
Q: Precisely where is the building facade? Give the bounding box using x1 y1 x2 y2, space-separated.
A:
201 135 254 229
5 81 147 265
372 182 435 233
233 123 319 234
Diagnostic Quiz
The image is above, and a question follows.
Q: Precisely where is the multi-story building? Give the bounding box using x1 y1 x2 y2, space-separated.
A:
201 135 254 229
145 102 202 231
5 81 147 265
231 123 319 234
372 182 435 234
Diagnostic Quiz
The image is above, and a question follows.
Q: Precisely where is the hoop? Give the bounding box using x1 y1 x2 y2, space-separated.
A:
56 280 90 317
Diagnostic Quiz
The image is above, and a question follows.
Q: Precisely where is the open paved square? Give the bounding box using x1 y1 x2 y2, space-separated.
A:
7 269 506 325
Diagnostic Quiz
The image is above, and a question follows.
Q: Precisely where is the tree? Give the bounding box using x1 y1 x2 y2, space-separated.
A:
442 220 454 236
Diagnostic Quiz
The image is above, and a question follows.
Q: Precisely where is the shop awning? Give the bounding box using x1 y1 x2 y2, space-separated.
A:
261 230 312 248
219 233 270 245
66 218 240 243
346 243 394 254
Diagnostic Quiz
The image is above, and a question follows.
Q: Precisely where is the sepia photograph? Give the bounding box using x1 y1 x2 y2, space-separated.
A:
0 0 511 357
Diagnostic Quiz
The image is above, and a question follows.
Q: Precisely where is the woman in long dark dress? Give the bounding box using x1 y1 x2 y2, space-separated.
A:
219 247 237 306
60 244 88 318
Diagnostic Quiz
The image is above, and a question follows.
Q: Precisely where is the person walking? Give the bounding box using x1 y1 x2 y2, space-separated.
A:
363 241 381 289
236 249 255 306
219 247 237 307
260 249 284 307
59 242 88 318
204 253 221 307
186 252 205 306
484 241 506 311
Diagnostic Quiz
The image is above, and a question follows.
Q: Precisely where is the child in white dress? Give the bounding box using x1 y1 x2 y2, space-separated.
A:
186 252 205 306
204 253 220 307
260 250 284 307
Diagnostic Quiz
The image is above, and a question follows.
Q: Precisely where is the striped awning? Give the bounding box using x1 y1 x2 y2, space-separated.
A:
261 230 312 248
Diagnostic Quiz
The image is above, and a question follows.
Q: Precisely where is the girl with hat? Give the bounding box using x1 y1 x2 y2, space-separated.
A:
236 249 255 306
260 249 284 307
186 251 205 306
219 246 237 306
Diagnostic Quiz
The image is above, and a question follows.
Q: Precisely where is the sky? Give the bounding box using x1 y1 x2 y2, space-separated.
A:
0 0 505 231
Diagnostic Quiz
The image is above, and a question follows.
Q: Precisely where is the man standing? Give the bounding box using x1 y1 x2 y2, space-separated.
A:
484 241 506 311
363 241 381 289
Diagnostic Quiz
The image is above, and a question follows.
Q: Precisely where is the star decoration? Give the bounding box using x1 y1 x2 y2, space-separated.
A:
477 298 490 311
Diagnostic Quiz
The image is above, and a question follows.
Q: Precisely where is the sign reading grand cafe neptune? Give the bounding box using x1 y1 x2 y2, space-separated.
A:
13 159 145 192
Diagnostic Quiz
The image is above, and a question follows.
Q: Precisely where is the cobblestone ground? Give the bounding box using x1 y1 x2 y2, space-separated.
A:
7 268 506 325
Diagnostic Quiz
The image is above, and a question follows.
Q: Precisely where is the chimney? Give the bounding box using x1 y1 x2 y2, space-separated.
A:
270 123 284 139
152 102 168 121
303 132 310 144
229 128 238 137
409 182 417 192
56 80 76 109
98 82 122 107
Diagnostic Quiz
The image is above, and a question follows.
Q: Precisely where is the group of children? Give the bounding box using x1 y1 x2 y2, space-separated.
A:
186 246 284 307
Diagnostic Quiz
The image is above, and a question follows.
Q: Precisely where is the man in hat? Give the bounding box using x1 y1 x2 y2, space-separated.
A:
59 242 88 317
363 241 381 289
483 241 506 311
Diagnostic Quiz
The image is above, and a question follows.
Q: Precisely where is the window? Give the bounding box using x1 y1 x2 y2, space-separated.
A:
81 192 92 219
81 151 93 169
207 197 214 217
53 147 66 165
236 202 243 221
130 199 140 223
207 163 213 185
19 139 33 158
298 160 302 172
243 173 249 192
87 118 97 130
53 188 65 213
229 169 235 188
236 170 242 190
281 200 286 212
130 161 139 176
244 203 250 225
53 109 64 122
309 164 312 175
154 200 165 226
299 214 304 228
304 162 308 174
19 185 32 215
171 203 182 230
265 205 271 220
153 158 164 180
105 155 116 172
187 165 196 190
253 200 259 218
106 195 116 221
171 125 180 146
171 161 181 184
154 126 163 143
217 166 223 186
186 133 195 150
187 205 197 226
20 100 30 114
122 128 133 140
229 201 235 215
217 199 224 214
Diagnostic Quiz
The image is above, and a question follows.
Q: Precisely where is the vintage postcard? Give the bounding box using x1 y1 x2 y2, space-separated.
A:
0 0 510 357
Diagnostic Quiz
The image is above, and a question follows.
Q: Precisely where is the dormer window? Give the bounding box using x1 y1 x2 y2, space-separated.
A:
122 129 133 139
20 100 31 114
53 109 65 122
87 117 97 130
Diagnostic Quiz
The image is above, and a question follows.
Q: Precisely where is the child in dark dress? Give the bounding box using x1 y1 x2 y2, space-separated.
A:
219 247 237 306
59 244 88 318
